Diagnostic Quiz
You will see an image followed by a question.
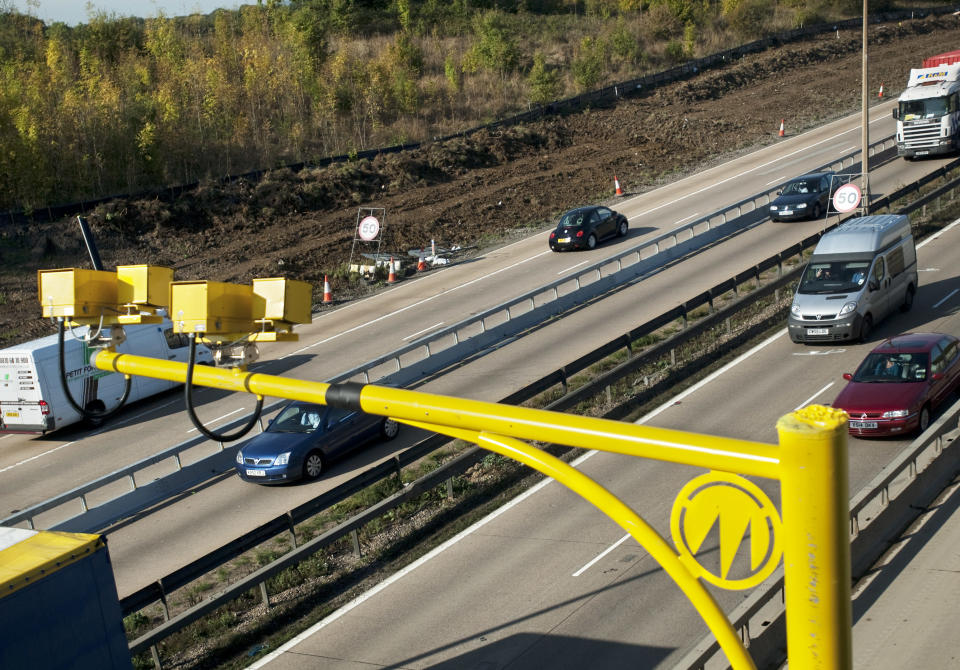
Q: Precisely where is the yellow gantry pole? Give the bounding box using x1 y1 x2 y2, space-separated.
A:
403 419 757 670
777 406 853 670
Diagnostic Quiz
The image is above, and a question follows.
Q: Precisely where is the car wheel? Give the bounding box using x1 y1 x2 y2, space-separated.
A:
811 203 822 219
302 450 325 480
617 219 628 237
900 285 915 312
918 405 931 434
858 315 872 343
586 233 597 250
381 418 400 440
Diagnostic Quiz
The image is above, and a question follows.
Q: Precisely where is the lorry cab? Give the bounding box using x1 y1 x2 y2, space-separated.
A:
788 215 917 344
894 60 960 158
0 319 212 434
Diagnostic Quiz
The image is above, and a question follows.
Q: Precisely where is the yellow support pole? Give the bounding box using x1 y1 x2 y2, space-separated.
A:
777 405 852 670
404 420 758 670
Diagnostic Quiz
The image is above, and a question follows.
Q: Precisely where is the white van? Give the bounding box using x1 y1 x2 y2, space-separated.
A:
0 319 212 434
788 214 917 344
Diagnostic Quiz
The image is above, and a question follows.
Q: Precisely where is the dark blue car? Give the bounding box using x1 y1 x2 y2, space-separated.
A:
235 401 399 484
769 172 841 221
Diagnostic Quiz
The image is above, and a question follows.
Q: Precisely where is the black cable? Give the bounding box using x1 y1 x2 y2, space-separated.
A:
184 333 262 442
57 318 132 424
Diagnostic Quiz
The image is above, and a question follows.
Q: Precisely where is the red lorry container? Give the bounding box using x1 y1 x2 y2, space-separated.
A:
923 50 960 67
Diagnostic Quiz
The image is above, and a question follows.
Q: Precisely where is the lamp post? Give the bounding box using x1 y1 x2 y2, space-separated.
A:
862 0 870 210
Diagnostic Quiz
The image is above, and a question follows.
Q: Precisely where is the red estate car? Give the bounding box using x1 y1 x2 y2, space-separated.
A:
832 333 960 437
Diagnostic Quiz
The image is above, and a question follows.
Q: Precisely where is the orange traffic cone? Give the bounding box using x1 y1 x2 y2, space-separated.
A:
878 82 884 98
778 119 785 137
614 175 624 196
322 275 333 304
417 249 427 272
387 257 397 283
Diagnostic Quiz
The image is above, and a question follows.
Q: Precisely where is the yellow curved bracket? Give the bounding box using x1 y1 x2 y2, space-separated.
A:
400 418 757 670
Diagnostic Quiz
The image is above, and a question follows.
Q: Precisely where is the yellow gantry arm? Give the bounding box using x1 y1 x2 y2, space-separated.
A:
94 350 780 479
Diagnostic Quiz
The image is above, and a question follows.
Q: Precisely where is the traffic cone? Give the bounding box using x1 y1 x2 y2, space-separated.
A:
322 275 333 304
416 250 427 272
614 175 624 196
878 82 884 98
387 257 397 284
778 119 785 137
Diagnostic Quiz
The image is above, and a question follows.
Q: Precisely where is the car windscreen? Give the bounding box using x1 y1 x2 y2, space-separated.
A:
268 404 325 433
557 210 589 228
852 352 928 382
797 260 871 294
781 179 818 195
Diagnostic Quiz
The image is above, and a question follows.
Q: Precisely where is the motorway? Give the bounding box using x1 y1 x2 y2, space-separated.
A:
0 97 957 604
246 218 960 669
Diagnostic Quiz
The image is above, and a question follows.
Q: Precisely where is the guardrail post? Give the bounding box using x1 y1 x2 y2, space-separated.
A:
128 473 136 491
158 580 171 621
80 493 88 513
286 512 298 548
150 644 163 669
259 582 271 609
446 477 454 499
351 529 362 557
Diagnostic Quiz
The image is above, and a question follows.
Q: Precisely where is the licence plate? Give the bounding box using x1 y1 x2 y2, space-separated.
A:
780 210 793 215
245 469 266 477
4 411 18 418
807 328 829 336
558 237 571 243
916 150 929 156
850 420 878 429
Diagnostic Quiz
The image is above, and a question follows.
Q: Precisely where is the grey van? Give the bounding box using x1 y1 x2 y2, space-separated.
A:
788 214 917 344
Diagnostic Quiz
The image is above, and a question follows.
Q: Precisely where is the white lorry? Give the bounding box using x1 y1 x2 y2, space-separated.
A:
894 50 960 159
0 319 212 434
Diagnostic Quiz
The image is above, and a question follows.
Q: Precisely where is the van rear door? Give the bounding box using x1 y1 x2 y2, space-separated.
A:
0 352 52 433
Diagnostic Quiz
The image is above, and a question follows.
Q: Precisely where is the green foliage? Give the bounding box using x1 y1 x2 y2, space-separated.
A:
527 51 562 104
723 0 773 41
609 18 643 65
572 36 606 91
664 39 686 63
444 54 462 92
463 11 519 76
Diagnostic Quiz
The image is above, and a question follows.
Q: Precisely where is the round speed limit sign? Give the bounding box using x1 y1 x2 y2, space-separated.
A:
358 216 381 241
832 183 862 213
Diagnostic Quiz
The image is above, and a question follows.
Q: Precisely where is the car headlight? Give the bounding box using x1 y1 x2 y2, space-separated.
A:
882 409 910 418
791 303 800 315
838 301 858 315
770 205 777 211
796 203 807 209
274 451 291 466
236 451 243 464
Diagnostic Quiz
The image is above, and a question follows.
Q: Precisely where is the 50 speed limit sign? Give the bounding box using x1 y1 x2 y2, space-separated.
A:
832 183 862 213
358 215 381 241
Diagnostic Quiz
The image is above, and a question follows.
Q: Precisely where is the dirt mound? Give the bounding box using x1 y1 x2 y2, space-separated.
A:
2 13 959 348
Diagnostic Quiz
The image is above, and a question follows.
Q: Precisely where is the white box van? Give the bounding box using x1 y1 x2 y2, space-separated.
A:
0 319 212 434
788 214 917 343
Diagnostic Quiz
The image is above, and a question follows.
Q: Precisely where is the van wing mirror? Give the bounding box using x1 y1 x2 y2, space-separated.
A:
892 108 899 120
868 279 879 292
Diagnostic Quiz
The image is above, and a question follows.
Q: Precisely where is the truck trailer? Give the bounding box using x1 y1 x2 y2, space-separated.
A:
0 318 212 434
894 51 960 158
0 527 132 669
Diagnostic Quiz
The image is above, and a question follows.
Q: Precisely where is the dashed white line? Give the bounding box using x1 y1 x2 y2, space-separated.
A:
404 322 444 341
559 260 591 274
933 289 959 309
573 532 632 577
185 407 244 433
673 212 701 227
0 441 77 475
795 382 835 411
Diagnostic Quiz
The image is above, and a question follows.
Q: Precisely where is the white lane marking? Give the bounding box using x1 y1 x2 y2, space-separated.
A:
917 217 960 248
637 128 866 217
285 250 554 356
933 289 959 309
795 382 834 411
765 176 787 186
0 441 76 475
673 212 701 227
919 268 940 272
573 532 632 577
404 322 444 341
0 434 13 441
559 260 591 274
98 397 183 431
792 349 846 356
185 407 243 433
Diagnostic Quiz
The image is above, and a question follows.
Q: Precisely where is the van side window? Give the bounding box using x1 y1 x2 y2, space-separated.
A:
886 246 905 278
872 257 885 283
163 328 190 349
